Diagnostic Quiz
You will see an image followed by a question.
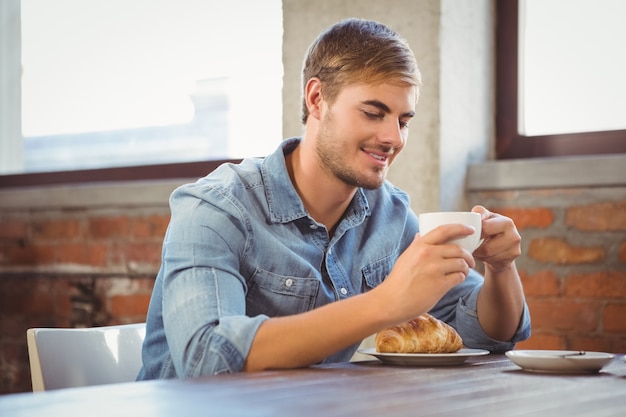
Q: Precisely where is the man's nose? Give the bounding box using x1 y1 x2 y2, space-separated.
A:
379 119 405 148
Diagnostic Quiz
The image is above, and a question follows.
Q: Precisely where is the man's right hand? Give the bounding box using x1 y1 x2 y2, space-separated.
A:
373 224 476 325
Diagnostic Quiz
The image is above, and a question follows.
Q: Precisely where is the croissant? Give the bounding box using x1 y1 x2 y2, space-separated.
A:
375 313 463 353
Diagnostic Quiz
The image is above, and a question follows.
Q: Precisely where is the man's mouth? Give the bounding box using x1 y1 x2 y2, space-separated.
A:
368 152 386 161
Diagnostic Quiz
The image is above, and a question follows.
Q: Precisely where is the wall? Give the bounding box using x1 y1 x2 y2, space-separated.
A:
4 0 623 396
440 0 493 210
282 0 441 215
468 156 626 352
5 0 491 393
282 0 493 214
0 181 182 393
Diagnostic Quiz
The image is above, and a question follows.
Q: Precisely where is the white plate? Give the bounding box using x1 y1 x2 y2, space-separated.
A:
505 350 614 374
357 348 489 366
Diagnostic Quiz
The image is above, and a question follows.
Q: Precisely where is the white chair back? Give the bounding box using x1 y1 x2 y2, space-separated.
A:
26 323 146 391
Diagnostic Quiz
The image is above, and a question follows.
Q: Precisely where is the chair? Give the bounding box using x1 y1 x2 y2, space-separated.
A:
26 323 146 391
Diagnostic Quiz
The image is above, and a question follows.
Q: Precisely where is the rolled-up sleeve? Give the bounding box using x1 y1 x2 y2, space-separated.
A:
430 270 531 352
163 266 269 376
161 185 268 377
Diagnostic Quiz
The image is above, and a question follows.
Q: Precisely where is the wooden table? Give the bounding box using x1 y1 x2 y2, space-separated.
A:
1 354 625 417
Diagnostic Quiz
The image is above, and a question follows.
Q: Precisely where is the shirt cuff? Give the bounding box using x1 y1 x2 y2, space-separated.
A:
455 285 532 352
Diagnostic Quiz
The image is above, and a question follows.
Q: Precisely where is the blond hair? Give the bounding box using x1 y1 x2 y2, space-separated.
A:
301 18 421 124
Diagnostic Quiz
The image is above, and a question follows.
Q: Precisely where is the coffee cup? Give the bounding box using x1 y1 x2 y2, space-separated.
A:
418 211 483 252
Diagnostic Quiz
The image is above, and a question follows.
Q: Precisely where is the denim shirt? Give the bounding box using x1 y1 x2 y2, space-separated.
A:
137 138 531 380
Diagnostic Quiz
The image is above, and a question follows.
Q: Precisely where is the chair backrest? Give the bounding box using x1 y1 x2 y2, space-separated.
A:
26 323 146 391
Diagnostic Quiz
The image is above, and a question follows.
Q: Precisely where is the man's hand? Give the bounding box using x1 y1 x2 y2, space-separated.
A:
376 223 477 324
471 205 521 273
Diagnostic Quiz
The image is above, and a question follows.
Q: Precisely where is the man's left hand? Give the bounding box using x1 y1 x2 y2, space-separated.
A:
471 205 521 273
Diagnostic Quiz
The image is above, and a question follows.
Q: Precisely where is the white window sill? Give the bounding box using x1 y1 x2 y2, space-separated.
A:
468 154 626 191
0 178 195 209
1 154 624 209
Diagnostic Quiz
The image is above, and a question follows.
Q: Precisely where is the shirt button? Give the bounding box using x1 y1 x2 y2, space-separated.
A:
340 287 348 295
309 224 318 229
285 278 294 287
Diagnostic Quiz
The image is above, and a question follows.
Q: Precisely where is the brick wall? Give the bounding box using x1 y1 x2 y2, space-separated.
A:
0 204 169 394
469 187 626 353
2 183 625 394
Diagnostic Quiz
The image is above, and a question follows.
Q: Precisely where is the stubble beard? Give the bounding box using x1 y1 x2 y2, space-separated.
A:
315 112 386 190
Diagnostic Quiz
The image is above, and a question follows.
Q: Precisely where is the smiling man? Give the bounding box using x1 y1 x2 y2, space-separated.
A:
138 18 530 380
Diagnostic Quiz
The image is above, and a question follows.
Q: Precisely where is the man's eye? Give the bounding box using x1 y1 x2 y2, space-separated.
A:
364 111 383 120
399 120 410 129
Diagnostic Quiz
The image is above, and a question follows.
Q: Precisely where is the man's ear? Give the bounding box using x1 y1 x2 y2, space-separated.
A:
304 77 323 120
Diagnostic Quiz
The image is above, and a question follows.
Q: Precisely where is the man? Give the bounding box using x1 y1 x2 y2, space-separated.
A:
138 18 530 380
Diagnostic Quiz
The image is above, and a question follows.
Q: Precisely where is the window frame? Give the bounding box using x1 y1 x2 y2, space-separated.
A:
0 160 240 188
0 0 274 189
496 0 626 159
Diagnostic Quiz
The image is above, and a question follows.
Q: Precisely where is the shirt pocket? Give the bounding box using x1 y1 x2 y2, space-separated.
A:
246 268 320 317
361 254 395 290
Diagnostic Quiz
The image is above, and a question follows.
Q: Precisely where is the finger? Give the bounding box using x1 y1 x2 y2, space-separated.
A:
439 244 476 269
472 206 505 240
442 271 468 287
417 242 475 275
474 232 504 258
418 224 476 246
479 211 520 241
471 205 492 221
415 231 477 270
443 257 471 277
487 221 520 249
421 256 470 283
474 230 521 267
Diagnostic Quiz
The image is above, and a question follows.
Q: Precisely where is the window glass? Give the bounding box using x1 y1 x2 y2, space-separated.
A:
519 0 626 136
18 0 282 173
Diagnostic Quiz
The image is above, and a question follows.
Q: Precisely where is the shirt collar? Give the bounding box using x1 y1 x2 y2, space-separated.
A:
261 137 371 225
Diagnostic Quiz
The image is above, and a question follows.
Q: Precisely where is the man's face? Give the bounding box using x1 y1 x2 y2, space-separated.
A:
315 82 417 190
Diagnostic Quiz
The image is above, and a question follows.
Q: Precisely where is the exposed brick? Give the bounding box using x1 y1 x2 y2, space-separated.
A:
0 219 28 240
118 242 163 265
32 218 81 240
0 340 31 394
0 246 9 264
514 333 565 350
110 294 151 316
528 237 605 265
6 244 56 265
519 269 560 297
132 214 170 239
55 291 74 320
564 271 626 299
569 336 626 353
566 201 626 231
88 216 131 239
101 276 155 295
527 299 599 333
55 243 108 266
603 303 626 333
135 276 157 291
490 207 554 230
109 242 159 267
2 290 56 316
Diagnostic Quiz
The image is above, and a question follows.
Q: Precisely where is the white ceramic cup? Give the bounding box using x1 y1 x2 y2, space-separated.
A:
418 211 483 252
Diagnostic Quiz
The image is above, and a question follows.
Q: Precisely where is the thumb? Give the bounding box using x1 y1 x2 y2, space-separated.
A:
471 205 490 221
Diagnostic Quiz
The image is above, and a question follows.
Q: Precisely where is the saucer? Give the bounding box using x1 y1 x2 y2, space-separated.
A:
505 350 614 374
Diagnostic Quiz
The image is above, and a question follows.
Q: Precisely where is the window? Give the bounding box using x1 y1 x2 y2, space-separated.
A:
496 0 626 158
0 0 282 185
